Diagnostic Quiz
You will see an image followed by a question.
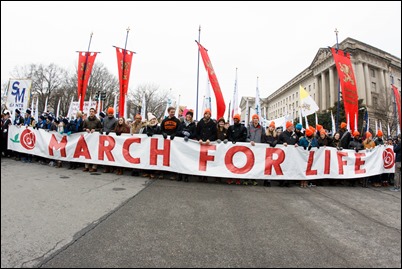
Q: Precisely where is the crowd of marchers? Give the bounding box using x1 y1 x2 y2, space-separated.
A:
1 106 401 191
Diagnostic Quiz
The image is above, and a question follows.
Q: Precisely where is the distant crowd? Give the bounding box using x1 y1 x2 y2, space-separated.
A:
1 106 401 191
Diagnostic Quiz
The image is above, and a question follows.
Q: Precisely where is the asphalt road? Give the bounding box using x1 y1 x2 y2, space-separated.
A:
1 157 401 268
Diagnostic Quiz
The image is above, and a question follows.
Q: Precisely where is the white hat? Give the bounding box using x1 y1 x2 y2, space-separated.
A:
3 110 10 115
147 112 156 121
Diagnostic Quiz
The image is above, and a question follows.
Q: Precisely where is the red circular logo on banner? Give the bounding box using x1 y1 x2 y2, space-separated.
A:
382 148 395 169
20 129 36 150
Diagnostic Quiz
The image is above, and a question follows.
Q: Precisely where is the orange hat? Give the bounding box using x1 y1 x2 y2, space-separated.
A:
252 114 259 120
316 124 323 131
107 107 114 114
305 128 314 137
341 122 347 129
353 130 360 137
269 121 275 128
204 108 211 115
285 121 293 129
377 130 383 137
365 131 372 138
233 114 241 120
320 129 327 135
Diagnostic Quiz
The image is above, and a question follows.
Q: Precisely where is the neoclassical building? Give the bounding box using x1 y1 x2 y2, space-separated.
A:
240 37 401 133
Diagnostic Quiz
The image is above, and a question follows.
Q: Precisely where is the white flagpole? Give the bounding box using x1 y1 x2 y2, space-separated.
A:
35 97 39 122
315 113 318 127
97 92 101 116
56 99 61 118
354 113 358 132
44 96 48 113
304 115 309 129
31 96 34 117
379 121 382 131
387 123 391 138
366 114 370 132
245 98 249 127
347 113 351 131
175 94 181 118
67 96 74 119
255 76 261 122
230 68 239 125
124 94 127 119
141 95 146 122
331 110 336 136
113 93 118 118
375 120 378 135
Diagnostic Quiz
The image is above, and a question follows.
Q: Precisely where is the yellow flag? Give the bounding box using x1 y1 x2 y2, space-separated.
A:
299 85 319 116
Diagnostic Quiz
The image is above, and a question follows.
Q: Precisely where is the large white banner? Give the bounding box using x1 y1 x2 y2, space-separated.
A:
8 126 395 180
6 79 32 117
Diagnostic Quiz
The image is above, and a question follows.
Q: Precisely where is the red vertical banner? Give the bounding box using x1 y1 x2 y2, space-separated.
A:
392 85 401 128
196 41 226 120
331 48 359 131
115 47 134 118
77 52 97 111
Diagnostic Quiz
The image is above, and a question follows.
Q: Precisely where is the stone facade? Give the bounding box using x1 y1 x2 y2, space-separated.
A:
240 37 401 132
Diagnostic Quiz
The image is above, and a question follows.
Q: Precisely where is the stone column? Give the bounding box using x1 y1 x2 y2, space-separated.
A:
363 63 372 106
354 62 367 106
315 76 320 108
321 72 327 111
329 67 335 108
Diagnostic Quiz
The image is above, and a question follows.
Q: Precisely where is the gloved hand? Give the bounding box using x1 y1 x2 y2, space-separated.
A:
271 141 277 147
116 132 121 136
106 131 110 135
184 136 189 142
147 131 153 137
162 132 168 139
59 131 63 135
217 139 222 144
99 130 103 135
223 139 228 144
182 131 190 137
232 140 236 144
339 147 343 150
67 131 71 136
170 134 175 140
317 145 320 149
308 145 312 151
355 148 359 153
303 146 307 150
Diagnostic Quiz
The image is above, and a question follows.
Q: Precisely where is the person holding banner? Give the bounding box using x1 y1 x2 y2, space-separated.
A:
216 118 228 143
21 109 35 163
392 135 401 191
246 114 264 186
161 106 181 180
298 126 320 188
277 121 299 187
196 108 218 183
113 117 131 176
362 131 378 187
261 121 278 187
347 131 363 187
101 107 118 174
13 109 24 126
226 114 248 185
82 108 102 172
1 110 12 158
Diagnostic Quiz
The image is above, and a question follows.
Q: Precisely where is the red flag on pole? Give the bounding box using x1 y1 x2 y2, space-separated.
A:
392 85 401 128
77 52 97 111
331 48 359 132
196 41 226 120
115 47 134 118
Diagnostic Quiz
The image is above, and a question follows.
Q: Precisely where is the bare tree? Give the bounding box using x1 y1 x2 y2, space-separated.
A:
10 63 68 114
373 87 399 137
127 84 170 120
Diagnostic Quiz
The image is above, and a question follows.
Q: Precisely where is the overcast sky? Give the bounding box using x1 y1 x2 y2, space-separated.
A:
2 1 401 119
